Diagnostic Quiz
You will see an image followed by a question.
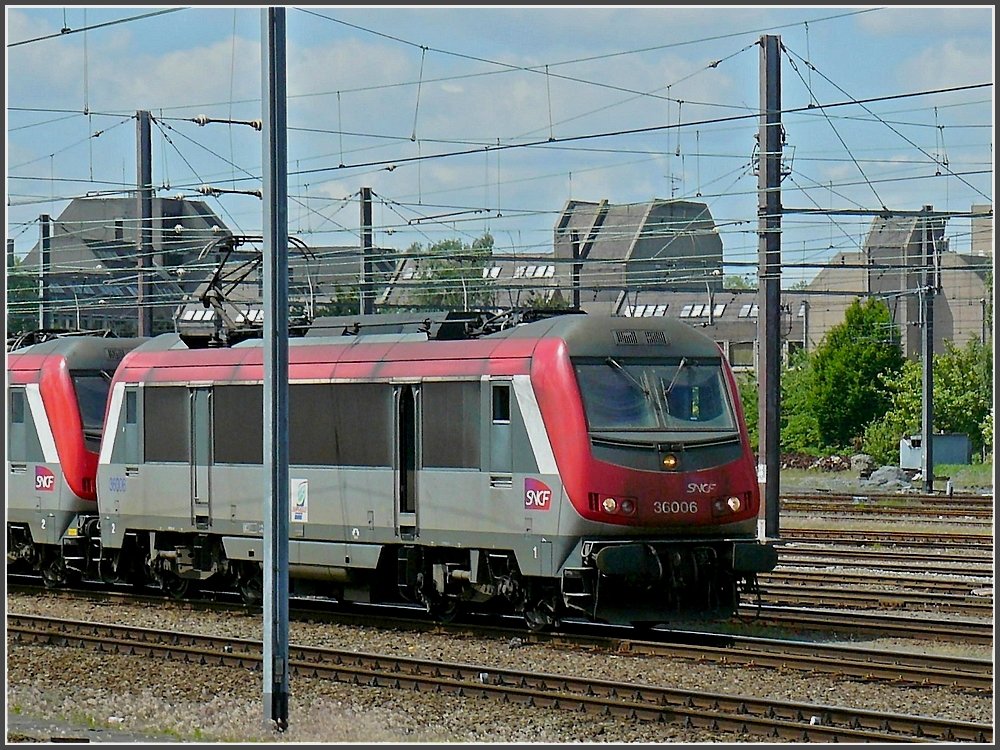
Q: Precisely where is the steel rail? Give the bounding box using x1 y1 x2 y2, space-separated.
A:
8 614 991 743
8 585 993 688
755 582 994 618
737 605 994 644
778 528 993 550
590 632 993 691
780 502 993 519
781 492 994 505
766 569 993 596
775 546 993 576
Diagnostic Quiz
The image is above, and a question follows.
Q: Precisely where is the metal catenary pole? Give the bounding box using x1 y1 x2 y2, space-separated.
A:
756 34 782 540
261 6 290 732
920 205 935 493
361 186 374 315
136 110 153 337
38 214 51 330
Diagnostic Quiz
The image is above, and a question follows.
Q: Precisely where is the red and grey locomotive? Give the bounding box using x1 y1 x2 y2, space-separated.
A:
7 312 776 628
7 334 148 586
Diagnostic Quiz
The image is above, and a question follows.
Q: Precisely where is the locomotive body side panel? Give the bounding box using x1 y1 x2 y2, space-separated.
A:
7 382 81 545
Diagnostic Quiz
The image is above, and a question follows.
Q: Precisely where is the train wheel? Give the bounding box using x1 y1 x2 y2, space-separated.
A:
41 557 70 589
162 574 190 600
426 598 460 624
240 570 264 607
523 599 558 632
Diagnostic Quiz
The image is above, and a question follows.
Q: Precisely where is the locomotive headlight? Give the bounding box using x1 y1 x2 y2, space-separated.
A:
662 453 679 470
726 495 742 512
619 498 636 516
602 496 618 514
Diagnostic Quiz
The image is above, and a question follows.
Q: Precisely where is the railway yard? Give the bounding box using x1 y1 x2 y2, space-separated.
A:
5 482 995 744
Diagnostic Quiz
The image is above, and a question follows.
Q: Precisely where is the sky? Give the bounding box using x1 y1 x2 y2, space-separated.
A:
5 4 995 287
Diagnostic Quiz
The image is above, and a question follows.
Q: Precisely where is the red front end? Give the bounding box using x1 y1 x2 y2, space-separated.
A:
530 337 760 531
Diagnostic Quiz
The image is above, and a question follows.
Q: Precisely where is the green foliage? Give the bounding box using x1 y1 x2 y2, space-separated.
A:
984 270 993 335
863 338 994 463
860 359 921 464
980 411 993 461
724 274 756 290
932 337 993 455
808 297 904 450
314 285 361 317
734 371 758 450
413 233 495 310
520 287 569 310
780 357 823 455
6 254 38 335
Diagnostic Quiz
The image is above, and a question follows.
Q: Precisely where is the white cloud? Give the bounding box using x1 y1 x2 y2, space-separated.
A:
857 7 993 36
895 39 993 92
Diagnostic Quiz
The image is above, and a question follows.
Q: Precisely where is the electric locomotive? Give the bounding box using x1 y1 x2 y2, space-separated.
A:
85 311 775 628
6 334 148 586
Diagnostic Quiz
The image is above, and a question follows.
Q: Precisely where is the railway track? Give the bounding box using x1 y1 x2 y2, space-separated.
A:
782 491 994 505
775 546 993 577
8 584 994 688
737 605 994 645
8 614 992 743
763 568 993 596
779 492 994 520
755 581 993 618
778 528 993 551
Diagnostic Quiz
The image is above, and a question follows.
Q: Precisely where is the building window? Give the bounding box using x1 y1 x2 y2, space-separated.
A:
679 304 694 318
738 303 758 318
712 303 726 317
729 341 755 367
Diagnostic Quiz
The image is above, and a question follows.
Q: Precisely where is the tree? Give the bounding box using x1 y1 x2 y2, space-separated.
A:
411 233 495 310
780 356 823 454
863 338 994 463
314 285 361 317
724 274 756 290
860 359 921 464
808 297 905 450
734 371 758 451
520 288 569 310
6 254 38 338
983 270 993 339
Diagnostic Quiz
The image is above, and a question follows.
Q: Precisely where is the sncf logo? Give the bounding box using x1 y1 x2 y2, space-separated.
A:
35 466 56 492
524 478 553 511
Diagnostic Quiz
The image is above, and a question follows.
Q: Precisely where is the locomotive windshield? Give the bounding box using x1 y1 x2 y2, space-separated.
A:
574 358 736 432
71 369 114 449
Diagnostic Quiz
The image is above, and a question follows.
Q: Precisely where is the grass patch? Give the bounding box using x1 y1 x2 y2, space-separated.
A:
934 462 993 490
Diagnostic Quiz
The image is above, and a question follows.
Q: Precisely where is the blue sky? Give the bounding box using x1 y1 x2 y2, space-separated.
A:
6 5 994 286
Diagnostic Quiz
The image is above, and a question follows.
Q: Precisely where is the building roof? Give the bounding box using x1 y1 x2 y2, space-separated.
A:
552 198 724 292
